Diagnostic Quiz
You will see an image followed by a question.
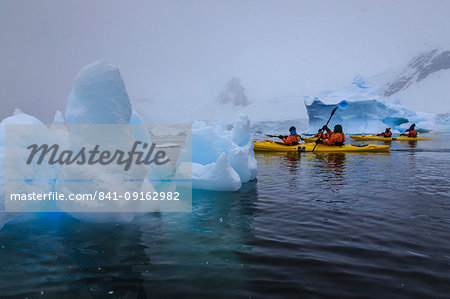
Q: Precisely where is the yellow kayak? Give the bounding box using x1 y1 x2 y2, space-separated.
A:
254 141 390 152
350 135 434 141
302 137 319 143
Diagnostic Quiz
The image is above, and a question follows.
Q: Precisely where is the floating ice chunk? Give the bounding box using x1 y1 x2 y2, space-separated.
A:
0 110 57 228
65 59 132 124
178 114 256 191
61 61 150 222
232 114 251 146
228 146 257 183
186 153 241 192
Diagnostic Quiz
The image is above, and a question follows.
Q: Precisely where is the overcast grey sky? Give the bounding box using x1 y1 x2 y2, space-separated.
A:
1 0 449 122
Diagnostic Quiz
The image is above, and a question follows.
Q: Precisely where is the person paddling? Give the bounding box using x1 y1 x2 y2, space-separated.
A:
314 129 326 139
400 124 418 138
315 124 345 146
377 127 392 137
278 126 301 145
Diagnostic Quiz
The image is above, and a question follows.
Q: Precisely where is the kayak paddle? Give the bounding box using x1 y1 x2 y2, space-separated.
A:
266 134 306 141
266 134 286 140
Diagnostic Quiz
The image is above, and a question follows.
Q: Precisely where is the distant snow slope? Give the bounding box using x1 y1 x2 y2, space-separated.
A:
384 49 450 97
380 49 450 113
385 68 450 113
304 49 450 133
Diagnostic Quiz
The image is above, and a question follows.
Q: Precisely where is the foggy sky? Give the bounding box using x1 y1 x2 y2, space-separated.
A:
1 0 450 122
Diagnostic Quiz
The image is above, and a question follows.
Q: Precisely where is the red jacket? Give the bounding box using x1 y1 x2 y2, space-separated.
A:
380 131 392 137
407 130 418 138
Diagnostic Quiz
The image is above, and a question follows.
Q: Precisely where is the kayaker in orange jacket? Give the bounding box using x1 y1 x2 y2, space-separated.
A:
279 126 301 145
401 124 418 138
314 129 326 139
315 124 345 146
377 127 392 137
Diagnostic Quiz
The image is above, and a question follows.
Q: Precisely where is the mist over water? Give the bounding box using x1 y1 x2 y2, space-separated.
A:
1 0 450 122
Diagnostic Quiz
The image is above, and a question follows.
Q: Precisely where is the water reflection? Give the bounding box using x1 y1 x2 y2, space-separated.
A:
280 152 302 182
312 153 347 194
408 140 417 148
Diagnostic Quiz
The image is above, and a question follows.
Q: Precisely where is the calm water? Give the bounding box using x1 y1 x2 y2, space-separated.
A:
1 136 450 298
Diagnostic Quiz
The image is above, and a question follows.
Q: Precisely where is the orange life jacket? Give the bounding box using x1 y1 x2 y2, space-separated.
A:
381 131 392 137
283 134 301 145
323 133 345 146
407 130 417 138
314 132 326 139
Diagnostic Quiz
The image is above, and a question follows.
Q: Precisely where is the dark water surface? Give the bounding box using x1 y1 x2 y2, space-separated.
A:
1 136 450 298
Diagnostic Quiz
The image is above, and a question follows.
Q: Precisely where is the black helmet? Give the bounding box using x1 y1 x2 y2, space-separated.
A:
289 126 296 132
409 123 416 130
334 124 343 133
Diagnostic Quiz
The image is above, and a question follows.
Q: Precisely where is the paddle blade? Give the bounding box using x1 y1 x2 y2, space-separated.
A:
338 100 349 109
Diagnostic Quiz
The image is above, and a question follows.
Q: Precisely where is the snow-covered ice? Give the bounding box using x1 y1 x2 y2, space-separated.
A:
176 114 257 192
179 153 242 192
0 109 58 229
190 115 256 188
65 60 132 124
304 76 449 134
